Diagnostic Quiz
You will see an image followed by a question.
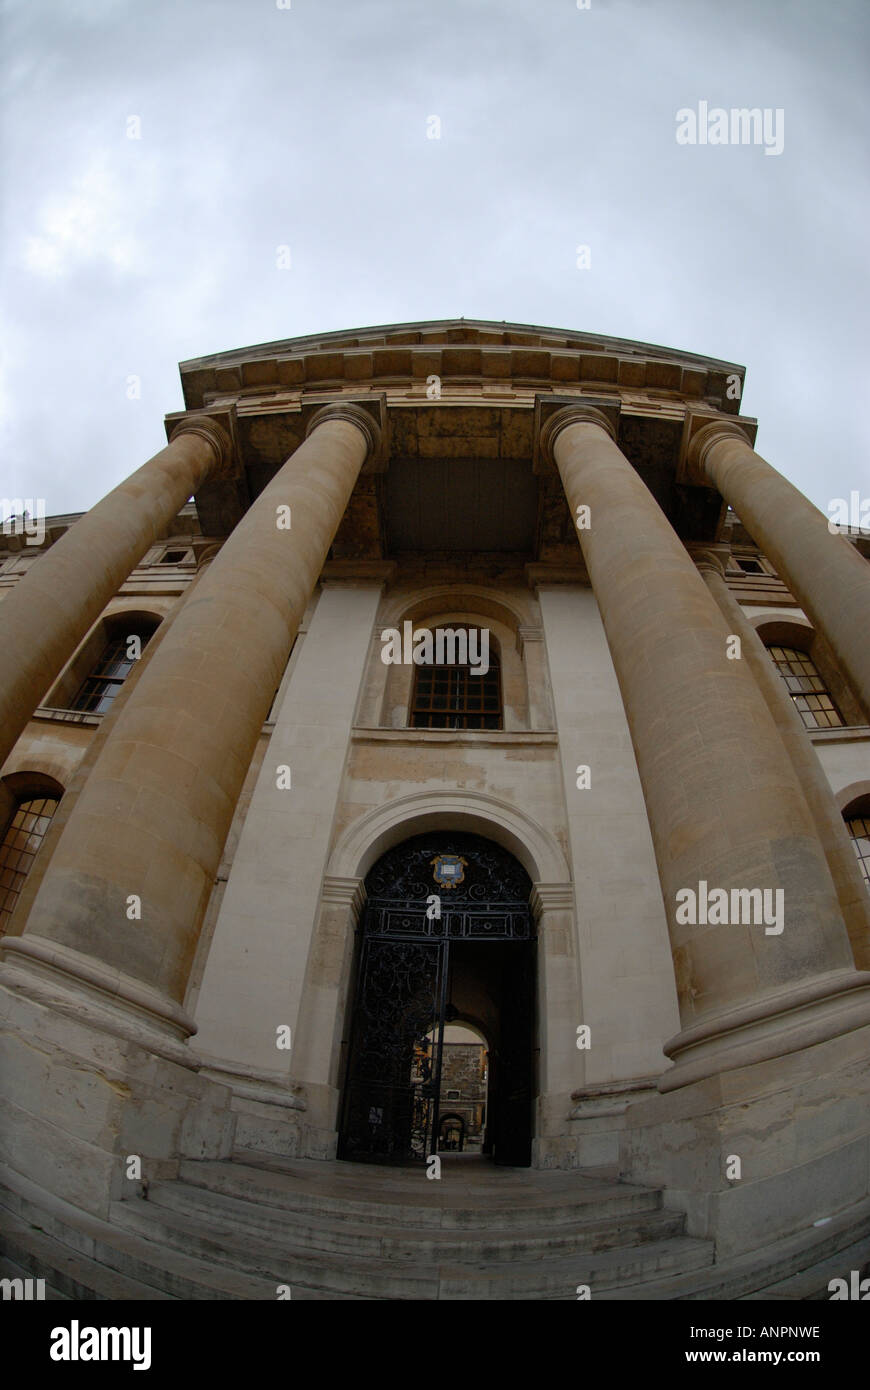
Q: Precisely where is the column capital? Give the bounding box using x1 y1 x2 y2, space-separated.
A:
168 413 236 480
320 875 367 922
684 418 754 485
539 403 618 466
306 401 382 461
687 544 728 578
530 882 575 916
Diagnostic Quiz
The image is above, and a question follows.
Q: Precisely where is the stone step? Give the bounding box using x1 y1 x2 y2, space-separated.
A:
0 1253 69 1300
740 1233 870 1301
0 1176 277 1301
0 1207 172 1301
179 1155 665 1230
110 1192 714 1299
140 1177 687 1262
606 1196 870 1301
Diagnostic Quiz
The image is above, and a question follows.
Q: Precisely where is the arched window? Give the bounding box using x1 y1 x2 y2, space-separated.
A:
767 645 844 729
844 799 870 890
0 794 59 934
409 627 502 729
71 620 156 714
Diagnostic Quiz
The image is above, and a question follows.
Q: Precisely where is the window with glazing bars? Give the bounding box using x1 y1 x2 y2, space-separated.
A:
767 645 844 729
847 815 870 889
409 633 502 730
71 633 152 714
0 797 58 934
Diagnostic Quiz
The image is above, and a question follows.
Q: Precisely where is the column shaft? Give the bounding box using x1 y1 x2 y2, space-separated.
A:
2 560 215 939
545 407 870 1088
691 423 870 719
0 419 230 770
9 407 376 1008
700 560 870 971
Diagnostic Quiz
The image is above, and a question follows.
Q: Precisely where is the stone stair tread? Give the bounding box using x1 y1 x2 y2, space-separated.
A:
0 1253 70 1300
225 1151 655 1202
0 1208 173 1301
110 1194 712 1296
0 1172 282 1301
739 1233 870 1300
143 1178 684 1256
605 1197 870 1301
180 1156 663 1227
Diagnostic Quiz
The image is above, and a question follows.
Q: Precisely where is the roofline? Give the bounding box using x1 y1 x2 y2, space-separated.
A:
178 317 745 379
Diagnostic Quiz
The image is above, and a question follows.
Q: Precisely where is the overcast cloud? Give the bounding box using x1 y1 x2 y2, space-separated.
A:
1 0 868 518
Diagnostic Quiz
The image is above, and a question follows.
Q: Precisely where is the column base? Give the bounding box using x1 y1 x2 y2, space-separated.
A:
197 1064 317 1159
0 934 198 1069
620 1019 870 1260
661 968 870 1092
551 1078 660 1169
0 974 235 1220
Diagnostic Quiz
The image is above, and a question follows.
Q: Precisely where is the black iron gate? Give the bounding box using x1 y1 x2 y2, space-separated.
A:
337 834 534 1164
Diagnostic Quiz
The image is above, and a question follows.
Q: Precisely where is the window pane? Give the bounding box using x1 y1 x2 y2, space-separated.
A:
0 797 59 934
409 629 502 730
768 645 844 729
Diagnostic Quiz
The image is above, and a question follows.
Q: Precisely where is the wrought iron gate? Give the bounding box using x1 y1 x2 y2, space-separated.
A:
338 834 533 1164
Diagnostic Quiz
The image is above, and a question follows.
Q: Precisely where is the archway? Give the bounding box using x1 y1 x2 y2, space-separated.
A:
337 832 535 1167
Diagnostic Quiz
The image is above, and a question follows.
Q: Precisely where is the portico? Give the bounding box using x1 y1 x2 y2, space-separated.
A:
2 319 869 1291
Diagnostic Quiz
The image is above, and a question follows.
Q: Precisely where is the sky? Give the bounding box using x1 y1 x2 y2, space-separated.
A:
1 0 868 519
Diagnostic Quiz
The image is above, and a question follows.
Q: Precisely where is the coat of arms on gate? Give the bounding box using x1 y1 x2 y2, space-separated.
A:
430 854 467 889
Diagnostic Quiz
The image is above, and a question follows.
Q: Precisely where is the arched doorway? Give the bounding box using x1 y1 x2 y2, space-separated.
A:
337 833 535 1166
438 1113 466 1151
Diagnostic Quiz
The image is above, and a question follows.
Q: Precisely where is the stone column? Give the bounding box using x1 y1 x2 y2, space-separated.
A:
542 404 870 1091
698 554 870 972
0 416 233 771
687 420 870 719
3 553 219 940
1 405 379 1060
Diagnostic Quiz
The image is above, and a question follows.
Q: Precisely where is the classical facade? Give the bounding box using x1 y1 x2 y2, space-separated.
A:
1 318 869 1300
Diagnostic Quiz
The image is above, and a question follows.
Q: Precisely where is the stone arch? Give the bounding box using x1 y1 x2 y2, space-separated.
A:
837 781 870 816
371 586 533 732
45 606 165 710
751 613 863 726
2 770 65 804
379 585 526 635
750 614 814 645
291 791 578 1163
325 788 571 887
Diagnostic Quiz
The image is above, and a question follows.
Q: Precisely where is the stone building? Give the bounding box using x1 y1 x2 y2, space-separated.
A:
1 318 869 1299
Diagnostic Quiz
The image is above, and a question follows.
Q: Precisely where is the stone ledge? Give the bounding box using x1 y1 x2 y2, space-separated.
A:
351 727 558 744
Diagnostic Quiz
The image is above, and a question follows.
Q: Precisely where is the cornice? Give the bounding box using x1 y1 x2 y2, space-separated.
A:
178 323 747 416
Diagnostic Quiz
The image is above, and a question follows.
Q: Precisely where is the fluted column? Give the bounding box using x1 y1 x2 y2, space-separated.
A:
543 405 870 1090
0 416 233 771
1 405 378 1050
687 420 870 719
